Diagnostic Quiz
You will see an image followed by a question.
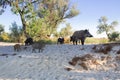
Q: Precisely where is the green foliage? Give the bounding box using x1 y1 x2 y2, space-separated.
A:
59 23 73 37
9 0 39 37
0 24 4 34
1 0 79 42
38 0 79 35
108 32 120 41
64 5 79 18
9 22 24 42
97 16 119 39
0 24 9 42
27 18 49 41
0 32 10 41
26 0 78 41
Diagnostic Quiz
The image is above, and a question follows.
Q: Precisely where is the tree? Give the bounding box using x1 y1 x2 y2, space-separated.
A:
9 22 23 42
27 0 79 40
38 0 79 35
0 0 40 37
1 0 79 40
97 16 118 40
0 24 4 34
59 23 73 37
27 18 48 41
54 23 73 38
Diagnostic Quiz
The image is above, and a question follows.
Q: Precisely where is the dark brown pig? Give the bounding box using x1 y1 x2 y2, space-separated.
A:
71 29 93 45
57 37 64 44
14 44 21 52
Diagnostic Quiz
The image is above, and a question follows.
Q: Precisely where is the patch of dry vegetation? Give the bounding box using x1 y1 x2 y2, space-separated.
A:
67 54 118 71
67 43 120 71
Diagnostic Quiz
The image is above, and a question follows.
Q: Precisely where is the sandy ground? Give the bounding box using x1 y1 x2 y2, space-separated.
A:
0 42 120 80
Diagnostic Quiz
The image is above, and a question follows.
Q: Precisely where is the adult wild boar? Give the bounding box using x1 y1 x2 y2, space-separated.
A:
70 36 80 45
71 29 93 45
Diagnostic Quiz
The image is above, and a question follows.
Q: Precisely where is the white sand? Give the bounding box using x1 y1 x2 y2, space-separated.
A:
0 42 120 80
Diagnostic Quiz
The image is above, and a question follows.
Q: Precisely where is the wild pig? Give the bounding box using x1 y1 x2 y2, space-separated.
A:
57 37 64 44
14 44 21 52
32 42 45 53
70 36 80 45
24 37 33 46
71 29 93 45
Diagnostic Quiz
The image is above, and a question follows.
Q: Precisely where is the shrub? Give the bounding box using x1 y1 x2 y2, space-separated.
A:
108 32 120 41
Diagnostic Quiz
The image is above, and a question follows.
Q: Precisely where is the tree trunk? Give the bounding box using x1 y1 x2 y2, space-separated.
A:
19 13 28 38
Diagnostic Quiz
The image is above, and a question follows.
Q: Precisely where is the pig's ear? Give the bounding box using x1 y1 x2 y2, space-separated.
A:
86 29 89 31
84 29 88 32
